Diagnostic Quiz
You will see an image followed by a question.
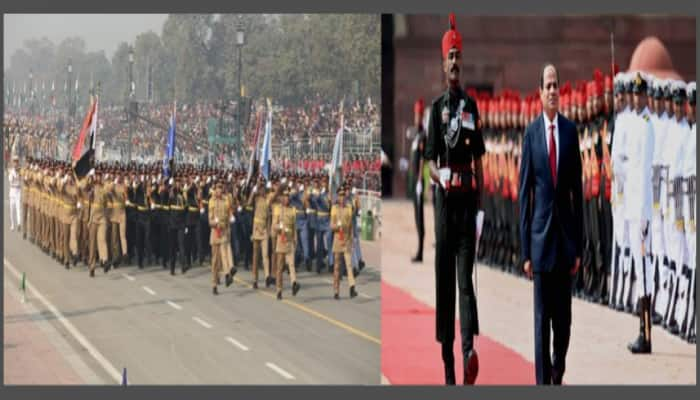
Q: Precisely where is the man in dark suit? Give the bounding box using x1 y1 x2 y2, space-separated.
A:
519 63 583 385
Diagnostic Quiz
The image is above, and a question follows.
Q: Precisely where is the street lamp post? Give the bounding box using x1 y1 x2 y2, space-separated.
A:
127 47 135 163
236 21 245 162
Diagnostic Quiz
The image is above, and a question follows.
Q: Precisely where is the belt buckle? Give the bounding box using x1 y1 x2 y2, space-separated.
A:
450 170 462 189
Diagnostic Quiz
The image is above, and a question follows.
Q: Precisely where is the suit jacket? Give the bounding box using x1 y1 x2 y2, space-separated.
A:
519 113 583 273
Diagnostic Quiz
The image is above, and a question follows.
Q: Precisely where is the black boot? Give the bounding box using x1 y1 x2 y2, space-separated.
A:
411 254 423 263
265 276 273 288
349 285 358 298
277 291 282 300
89 269 95 278
442 342 455 385
628 296 652 354
252 281 258 289
225 273 233 288
292 281 300 296
213 286 218 295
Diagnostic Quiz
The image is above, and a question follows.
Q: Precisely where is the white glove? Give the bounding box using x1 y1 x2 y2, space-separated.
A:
133 182 138 189
76 201 82 209
230 216 235 223
140 175 144 182
150 204 155 210
237 206 242 212
184 228 188 234
321 188 326 194
206 176 211 184
351 187 356 195
281 177 287 185
200 207 205 214
214 217 220 224
438 168 451 189
114 178 119 184
266 181 272 189
169 178 174 185
416 180 423 196
253 185 258 194
299 184 305 191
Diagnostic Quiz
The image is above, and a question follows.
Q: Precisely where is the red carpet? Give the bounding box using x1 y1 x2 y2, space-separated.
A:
381 281 536 385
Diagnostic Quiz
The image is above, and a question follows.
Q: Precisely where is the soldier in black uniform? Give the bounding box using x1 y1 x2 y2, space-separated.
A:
424 14 485 385
410 98 427 263
168 177 188 274
185 175 202 267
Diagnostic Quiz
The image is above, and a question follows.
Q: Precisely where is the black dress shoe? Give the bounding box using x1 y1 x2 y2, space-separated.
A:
277 291 282 300
230 267 238 278
353 268 360 277
334 293 340 300
359 260 365 270
464 349 479 385
265 276 273 288
411 255 423 263
89 269 95 278
252 281 258 289
102 262 110 273
668 320 680 335
349 286 358 298
292 281 300 296
213 286 218 295
627 334 651 354
65 261 70 270
225 273 233 288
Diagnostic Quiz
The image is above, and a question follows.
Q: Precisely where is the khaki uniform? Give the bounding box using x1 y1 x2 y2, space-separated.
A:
270 201 282 279
273 204 297 294
108 182 128 262
250 192 273 283
78 178 91 263
331 202 356 294
64 178 79 260
209 195 233 287
88 181 109 271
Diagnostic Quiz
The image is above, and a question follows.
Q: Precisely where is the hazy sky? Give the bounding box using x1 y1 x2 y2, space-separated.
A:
4 14 169 69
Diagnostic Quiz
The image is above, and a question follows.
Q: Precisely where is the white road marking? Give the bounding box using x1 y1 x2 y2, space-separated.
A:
4 258 123 384
265 362 295 380
142 286 156 296
192 316 212 329
166 300 182 311
225 336 250 351
121 273 135 281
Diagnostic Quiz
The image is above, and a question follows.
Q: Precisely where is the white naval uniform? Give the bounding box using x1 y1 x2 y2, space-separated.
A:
682 122 696 338
611 106 632 308
674 121 696 334
622 106 655 301
650 111 670 317
8 167 22 230
663 116 691 327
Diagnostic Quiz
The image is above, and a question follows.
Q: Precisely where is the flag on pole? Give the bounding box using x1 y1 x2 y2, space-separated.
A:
245 106 264 188
163 102 177 178
259 106 272 181
329 102 345 196
72 95 98 177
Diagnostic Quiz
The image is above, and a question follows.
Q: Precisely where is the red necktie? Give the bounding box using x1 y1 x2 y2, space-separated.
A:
549 124 557 187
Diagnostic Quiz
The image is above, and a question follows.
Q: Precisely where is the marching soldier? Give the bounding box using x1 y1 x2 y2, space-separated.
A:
424 14 484 385
209 181 236 295
315 176 332 274
273 185 300 300
185 175 202 268
248 177 281 289
681 82 696 343
168 177 188 275
88 170 111 276
331 185 358 300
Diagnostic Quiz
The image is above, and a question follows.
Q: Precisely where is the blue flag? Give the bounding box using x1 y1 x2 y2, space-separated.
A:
259 109 272 181
163 103 176 178
329 119 344 197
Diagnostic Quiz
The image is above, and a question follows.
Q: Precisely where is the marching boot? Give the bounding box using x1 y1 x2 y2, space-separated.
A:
212 286 218 295
252 281 258 289
463 349 479 385
349 285 358 298
265 276 273 288
628 295 652 354
441 342 456 385
292 281 300 296
225 272 233 288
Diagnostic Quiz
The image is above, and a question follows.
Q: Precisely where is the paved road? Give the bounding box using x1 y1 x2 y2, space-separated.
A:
3 179 380 385
381 199 695 385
